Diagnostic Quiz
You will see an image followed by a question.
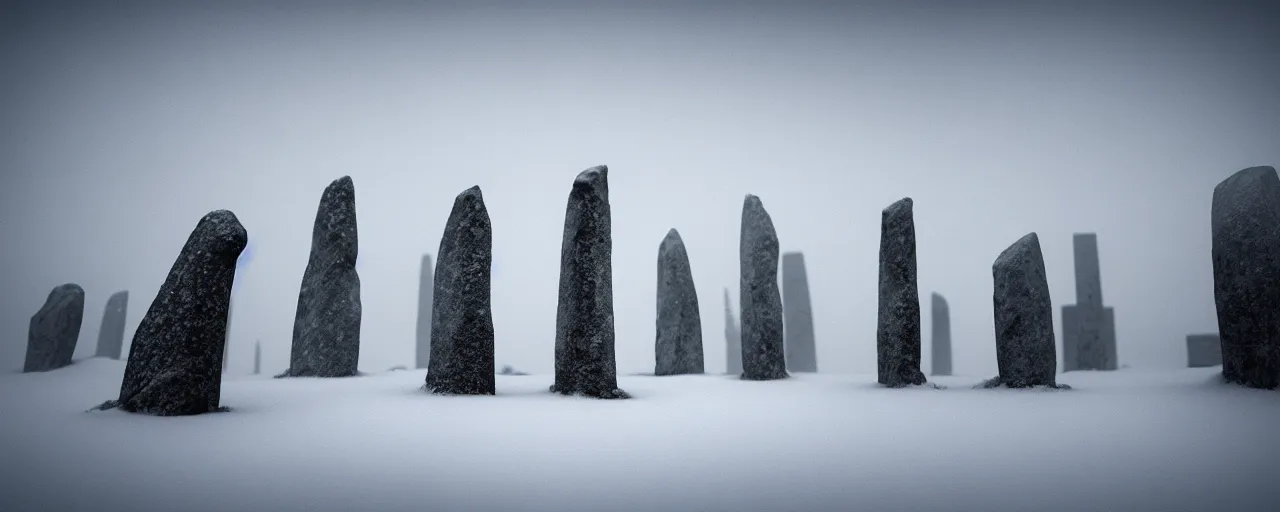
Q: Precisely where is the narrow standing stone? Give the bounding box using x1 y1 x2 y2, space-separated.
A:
24 284 85 373
877 198 927 387
739 194 788 381
1186 334 1222 368
551 166 629 399
931 292 952 377
655 228 704 376
425 186 496 395
95 290 128 360
1211 165 1280 389
253 340 261 375
724 288 742 375
984 232 1062 389
1061 233 1117 371
280 176 362 378
781 251 817 373
416 254 434 370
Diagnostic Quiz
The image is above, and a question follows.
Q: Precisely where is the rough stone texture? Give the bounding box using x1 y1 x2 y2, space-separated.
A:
94 290 128 360
739 194 788 381
1061 233 1118 372
1186 334 1223 368
877 198 927 387
724 288 742 375
655 228 705 376
415 254 434 370
781 251 817 373
253 340 261 375
425 186 496 395
984 233 1062 389
279 176 362 378
223 301 233 373
24 284 85 373
103 210 247 415
931 292 952 377
551 166 629 399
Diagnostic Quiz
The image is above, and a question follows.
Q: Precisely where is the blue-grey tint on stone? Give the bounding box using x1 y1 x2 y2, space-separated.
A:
724 287 742 375
416 253 433 370
223 300 233 373
983 233 1062 388
931 292 952 377
877 198 927 387
1211 166 1280 389
280 176 362 378
425 186 496 395
1061 233 1117 372
739 194 788 381
655 228 704 376
104 210 247 415
551 166 629 399
94 290 128 360
253 340 261 375
24 284 85 373
781 251 817 373
1186 334 1222 368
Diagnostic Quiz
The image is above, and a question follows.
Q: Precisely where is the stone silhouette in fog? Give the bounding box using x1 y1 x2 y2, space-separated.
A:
416 254 434 370
1186 334 1222 368
931 292 952 377
24 283 85 373
724 288 742 375
983 233 1063 389
781 251 817 373
1211 166 1280 389
279 176 362 378
739 194 788 380
96 210 247 415
425 186 496 395
551 166 629 399
655 229 704 376
1062 233 1117 372
877 198 927 387
95 290 128 360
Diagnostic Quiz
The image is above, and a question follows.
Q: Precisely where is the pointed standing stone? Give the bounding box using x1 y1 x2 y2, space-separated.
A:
877 198 926 387
931 293 952 376
655 229 704 376
95 291 128 360
724 288 742 375
280 176 362 378
552 166 629 399
253 340 261 375
25 284 85 372
739 194 788 381
425 186 496 395
1062 233 1117 372
1212 166 1280 389
416 254 434 370
781 251 817 373
984 233 1062 389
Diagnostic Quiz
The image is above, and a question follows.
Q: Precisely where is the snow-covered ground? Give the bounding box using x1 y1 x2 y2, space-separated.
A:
1 358 1277 512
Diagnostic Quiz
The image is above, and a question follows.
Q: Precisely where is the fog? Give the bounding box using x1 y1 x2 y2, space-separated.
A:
1 0 1277 378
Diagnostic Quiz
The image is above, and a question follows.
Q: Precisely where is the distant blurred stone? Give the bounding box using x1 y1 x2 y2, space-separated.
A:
782 251 817 373
94 290 128 360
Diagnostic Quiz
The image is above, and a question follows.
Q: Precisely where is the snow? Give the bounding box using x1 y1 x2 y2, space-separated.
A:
2 358 1278 512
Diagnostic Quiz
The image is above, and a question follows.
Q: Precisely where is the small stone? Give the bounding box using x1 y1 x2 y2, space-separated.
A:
425 186 496 395
931 292 952 377
655 228 704 376
739 194 787 381
877 198 927 387
94 290 128 360
984 232 1064 389
24 284 85 373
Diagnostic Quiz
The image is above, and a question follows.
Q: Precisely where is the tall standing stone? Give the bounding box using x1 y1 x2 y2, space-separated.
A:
724 288 742 375
100 210 247 415
94 290 128 360
877 198 927 387
24 284 85 373
415 254 434 370
739 194 788 381
655 228 704 376
1211 165 1280 389
253 340 261 375
279 176 362 378
551 166 629 399
1062 233 1117 372
1186 334 1222 368
425 186 496 395
984 232 1061 388
931 292 952 376
781 251 817 373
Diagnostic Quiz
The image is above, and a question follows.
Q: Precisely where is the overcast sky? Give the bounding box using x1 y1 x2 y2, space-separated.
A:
1 0 1276 378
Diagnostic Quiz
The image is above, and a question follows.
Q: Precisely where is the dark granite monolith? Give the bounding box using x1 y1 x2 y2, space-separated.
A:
425 186 496 395
1186 334 1222 368
99 210 247 415
655 228 704 376
551 166 629 399
739 194 788 381
983 233 1062 389
877 198 927 387
279 176 362 378
1062 233 1118 372
94 291 128 360
415 254 434 370
781 251 817 373
724 288 742 375
1212 166 1280 389
931 292 952 377
24 284 85 373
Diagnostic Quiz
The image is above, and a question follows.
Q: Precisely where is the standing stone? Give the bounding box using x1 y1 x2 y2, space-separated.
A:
98 210 247 415
253 340 261 375
1186 334 1222 368
739 194 788 381
877 198 927 387
551 166 629 399
94 290 128 360
724 288 742 375
781 251 817 373
931 292 952 377
425 186 496 395
655 228 704 376
279 176 362 378
1062 233 1118 372
1212 166 1280 389
415 254 434 370
983 232 1062 388
24 284 85 373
